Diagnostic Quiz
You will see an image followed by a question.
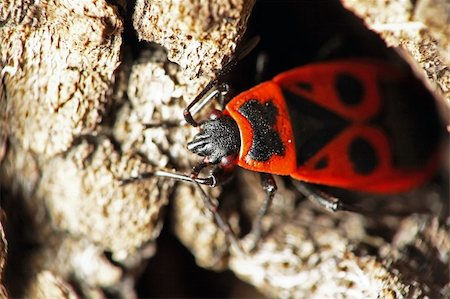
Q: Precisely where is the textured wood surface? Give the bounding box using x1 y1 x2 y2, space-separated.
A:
0 0 448 298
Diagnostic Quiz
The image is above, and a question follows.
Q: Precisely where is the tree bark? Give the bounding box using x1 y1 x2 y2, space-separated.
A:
0 0 448 298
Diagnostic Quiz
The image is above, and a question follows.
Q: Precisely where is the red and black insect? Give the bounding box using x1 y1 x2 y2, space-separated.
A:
214 60 441 193
123 57 443 252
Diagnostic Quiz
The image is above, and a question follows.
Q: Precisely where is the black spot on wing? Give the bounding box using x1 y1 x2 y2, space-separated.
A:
238 100 285 162
348 137 378 175
335 73 364 106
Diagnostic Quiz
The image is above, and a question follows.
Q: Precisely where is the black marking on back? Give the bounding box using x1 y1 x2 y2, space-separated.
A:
238 100 285 162
282 88 348 166
348 137 378 174
281 68 443 173
335 73 365 106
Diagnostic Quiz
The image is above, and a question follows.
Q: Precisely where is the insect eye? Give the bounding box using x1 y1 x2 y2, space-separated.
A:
220 155 236 171
209 109 223 120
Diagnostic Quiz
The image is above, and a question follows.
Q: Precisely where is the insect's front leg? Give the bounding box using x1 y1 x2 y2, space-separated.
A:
183 80 229 127
191 162 245 255
183 36 260 126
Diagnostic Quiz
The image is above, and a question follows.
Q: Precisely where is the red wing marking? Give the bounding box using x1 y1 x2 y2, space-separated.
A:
274 60 442 193
274 61 394 122
290 125 438 193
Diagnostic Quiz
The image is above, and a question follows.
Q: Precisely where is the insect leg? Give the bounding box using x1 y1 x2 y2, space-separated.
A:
121 167 245 255
193 180 244 255
184 36 260 126
248 173 277 249
191 163 244 253
120 169 215 187
143 121 182 129
255 51 269 84
293 181 343 212
293 181 363 213
184 79 220 126
217 83 230 109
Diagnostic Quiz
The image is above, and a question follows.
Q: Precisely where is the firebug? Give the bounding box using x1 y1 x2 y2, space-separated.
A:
123 55 443 252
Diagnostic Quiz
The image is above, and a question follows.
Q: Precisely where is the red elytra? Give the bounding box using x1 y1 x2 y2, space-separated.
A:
210 60 442 193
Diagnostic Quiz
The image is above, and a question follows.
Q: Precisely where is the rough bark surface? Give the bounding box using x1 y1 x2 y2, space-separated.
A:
341 0 450 103
133 0 255 78
0 0 448 298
